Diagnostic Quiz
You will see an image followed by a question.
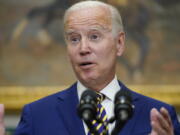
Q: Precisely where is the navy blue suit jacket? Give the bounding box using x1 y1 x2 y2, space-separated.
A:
14 82 180 135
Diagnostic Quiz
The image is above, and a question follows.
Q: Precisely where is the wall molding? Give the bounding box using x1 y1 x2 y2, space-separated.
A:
0 85 180 111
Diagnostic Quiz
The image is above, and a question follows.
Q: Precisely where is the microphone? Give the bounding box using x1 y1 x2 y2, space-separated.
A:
112 89 133 135
77 89 99 135
77 89 97 122
114 89 133 121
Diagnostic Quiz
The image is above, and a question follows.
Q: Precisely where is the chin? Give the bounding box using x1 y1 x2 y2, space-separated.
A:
81 74 100 85
83 71 99 80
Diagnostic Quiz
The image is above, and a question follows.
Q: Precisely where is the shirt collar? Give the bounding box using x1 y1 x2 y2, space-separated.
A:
77 76 121 101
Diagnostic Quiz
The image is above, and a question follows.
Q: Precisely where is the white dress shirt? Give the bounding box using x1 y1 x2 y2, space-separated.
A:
77 76 121 134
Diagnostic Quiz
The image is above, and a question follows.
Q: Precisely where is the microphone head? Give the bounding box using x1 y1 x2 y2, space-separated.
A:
114 90 133 121
77 89 97 121
115 90 132 104
81 89 97 101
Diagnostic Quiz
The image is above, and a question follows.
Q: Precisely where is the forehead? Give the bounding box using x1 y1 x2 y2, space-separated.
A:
64 6 112 32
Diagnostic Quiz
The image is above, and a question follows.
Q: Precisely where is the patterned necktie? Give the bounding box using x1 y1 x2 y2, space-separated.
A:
88 92 109 135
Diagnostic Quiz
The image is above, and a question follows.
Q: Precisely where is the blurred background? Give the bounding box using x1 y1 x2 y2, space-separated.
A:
0 0 180 134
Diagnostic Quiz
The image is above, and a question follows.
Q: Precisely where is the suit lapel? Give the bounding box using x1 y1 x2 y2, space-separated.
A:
56 83 85 135
118 81 144 135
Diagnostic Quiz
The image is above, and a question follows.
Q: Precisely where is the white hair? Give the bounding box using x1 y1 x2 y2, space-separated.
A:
63 0 124 36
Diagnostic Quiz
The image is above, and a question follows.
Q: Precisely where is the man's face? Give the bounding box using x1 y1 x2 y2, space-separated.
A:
64 6 124 90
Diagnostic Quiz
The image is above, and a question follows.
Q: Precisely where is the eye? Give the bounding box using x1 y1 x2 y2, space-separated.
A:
67 34 81 45
89 33 101 41
71 37 80 43
91 34 98 40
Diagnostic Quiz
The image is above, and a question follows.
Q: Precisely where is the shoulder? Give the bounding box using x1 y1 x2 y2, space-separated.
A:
132 90 174 110
129 89 180 134
24 83 77 112
119 81 174 110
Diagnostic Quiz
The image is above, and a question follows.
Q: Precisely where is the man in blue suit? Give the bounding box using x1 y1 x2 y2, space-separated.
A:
0 1 179 135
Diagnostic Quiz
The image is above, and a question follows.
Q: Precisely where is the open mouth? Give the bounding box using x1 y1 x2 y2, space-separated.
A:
79 62 94 69
80 62 93 66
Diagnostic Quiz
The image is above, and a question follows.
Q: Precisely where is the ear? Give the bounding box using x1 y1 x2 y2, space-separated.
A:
116 32 125 56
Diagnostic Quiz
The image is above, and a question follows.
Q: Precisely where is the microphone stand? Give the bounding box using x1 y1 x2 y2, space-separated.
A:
111 120 126 135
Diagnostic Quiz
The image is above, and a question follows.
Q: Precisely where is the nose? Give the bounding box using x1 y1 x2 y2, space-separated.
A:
79 38 91 56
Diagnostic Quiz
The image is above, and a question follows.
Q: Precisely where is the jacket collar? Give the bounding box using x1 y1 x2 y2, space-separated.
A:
117 81 147 135
118 80 139 101
56 83 85 135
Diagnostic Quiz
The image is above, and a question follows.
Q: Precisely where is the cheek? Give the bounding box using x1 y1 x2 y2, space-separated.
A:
98 42 117 59
98 45 117 70
67 49 76 65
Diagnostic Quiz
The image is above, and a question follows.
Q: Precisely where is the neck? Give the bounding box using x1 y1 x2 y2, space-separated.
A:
81 75 115 91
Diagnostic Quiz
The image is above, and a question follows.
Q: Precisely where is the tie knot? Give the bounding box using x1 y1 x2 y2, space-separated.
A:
96 92 105 103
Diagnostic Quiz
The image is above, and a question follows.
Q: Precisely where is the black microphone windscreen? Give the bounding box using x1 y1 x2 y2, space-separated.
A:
81 89 97 100
115 90 132 103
